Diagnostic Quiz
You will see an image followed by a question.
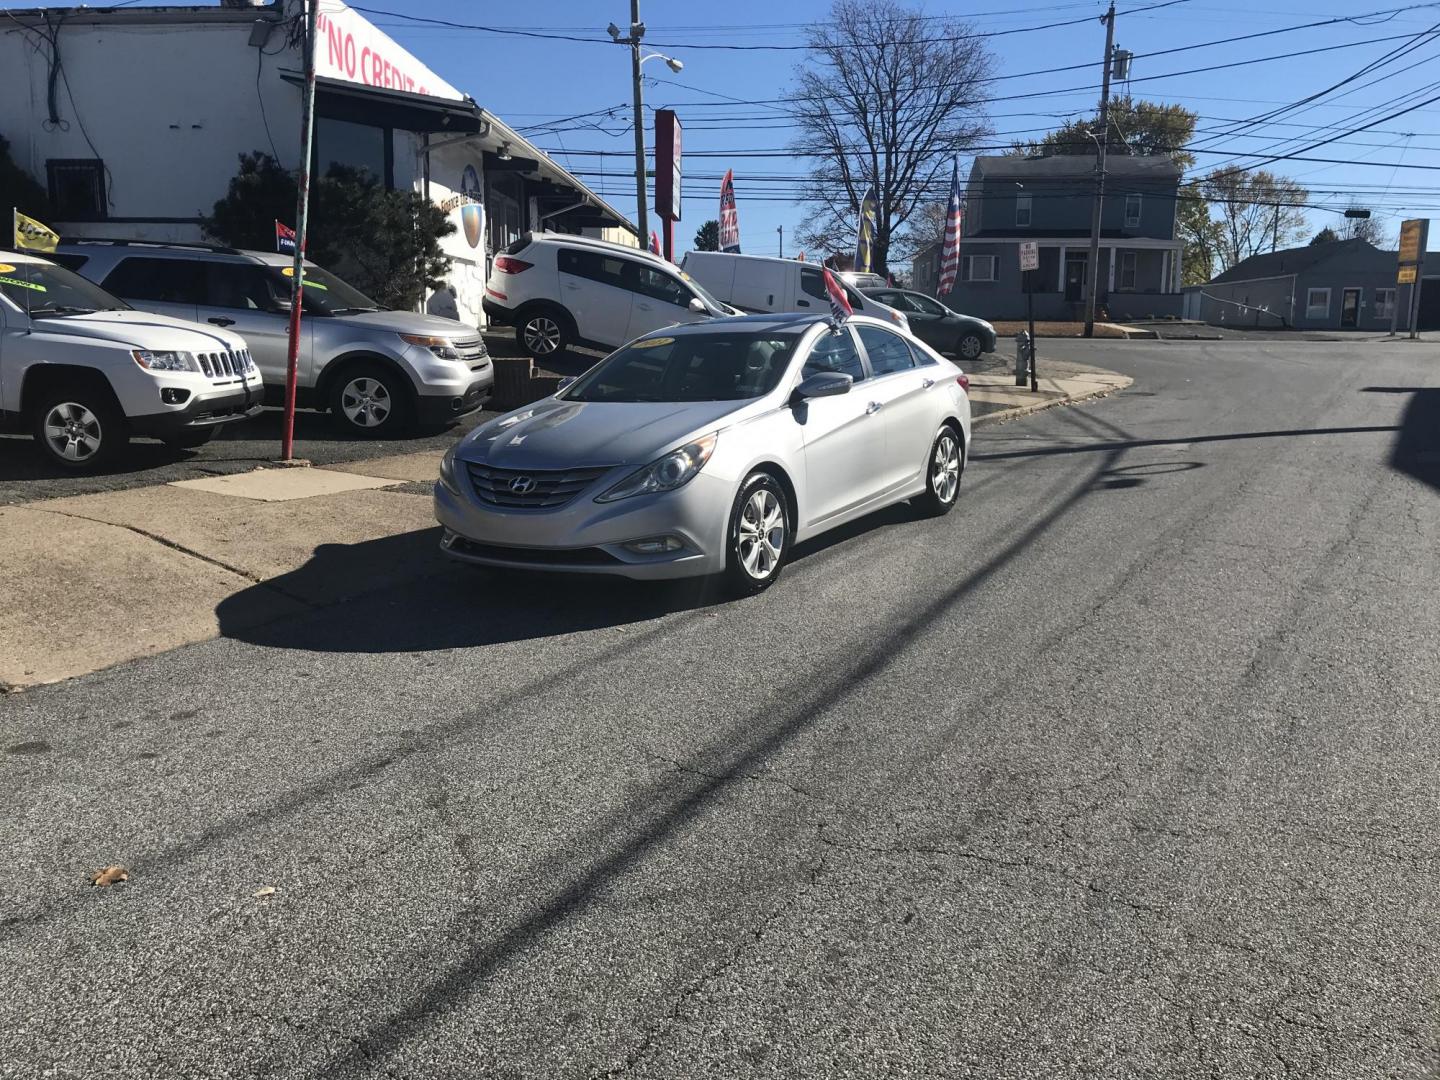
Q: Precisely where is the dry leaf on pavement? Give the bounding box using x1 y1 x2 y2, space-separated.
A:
253 886 276 898
90 865 128 887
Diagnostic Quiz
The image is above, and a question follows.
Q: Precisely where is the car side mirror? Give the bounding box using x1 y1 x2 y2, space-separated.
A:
792 371 853 401
688 296 706 314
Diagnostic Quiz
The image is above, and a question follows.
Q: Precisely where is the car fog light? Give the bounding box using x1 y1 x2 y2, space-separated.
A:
161 388 191 405
624 535 685 555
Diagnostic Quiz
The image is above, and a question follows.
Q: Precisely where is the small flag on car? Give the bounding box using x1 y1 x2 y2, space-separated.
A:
275 220 297 255
823 268 852 325
12 209 59 253
649 230 661 255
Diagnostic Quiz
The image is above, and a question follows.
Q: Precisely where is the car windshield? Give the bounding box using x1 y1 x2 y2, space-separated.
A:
564 330 800 403
0 257 128 317
680 271 725 311
265 264 380 315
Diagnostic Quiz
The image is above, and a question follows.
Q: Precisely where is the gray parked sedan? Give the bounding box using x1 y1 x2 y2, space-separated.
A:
435 312 972 595
861 288 996 362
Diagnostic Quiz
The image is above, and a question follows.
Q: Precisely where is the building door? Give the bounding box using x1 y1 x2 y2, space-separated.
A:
1340 287 1361 328
1064 253 1087 302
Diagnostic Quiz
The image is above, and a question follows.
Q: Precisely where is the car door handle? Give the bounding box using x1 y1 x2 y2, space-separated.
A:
208 317 236 327
921 378 935 389
866 401 883 415
636 302 652 311
796 299 810 307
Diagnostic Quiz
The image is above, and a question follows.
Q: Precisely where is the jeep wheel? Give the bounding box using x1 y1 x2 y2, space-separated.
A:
32 388 127 472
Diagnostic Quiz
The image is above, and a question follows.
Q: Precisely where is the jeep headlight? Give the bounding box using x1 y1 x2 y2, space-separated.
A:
131 350 197 373
401 334 462 360
596 433 717 503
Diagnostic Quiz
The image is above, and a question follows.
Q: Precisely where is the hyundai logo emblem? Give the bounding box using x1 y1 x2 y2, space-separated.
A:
509 475 536 494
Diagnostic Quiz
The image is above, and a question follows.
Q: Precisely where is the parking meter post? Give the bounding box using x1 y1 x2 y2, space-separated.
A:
1014 330 1029 386
1026 270 1038 392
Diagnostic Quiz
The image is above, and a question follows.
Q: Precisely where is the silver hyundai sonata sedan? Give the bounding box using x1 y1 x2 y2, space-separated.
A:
434 312 971 595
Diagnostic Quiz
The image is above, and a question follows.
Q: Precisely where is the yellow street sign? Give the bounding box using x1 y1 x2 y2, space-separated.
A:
1399 219 1424 263
1398 265 1417 284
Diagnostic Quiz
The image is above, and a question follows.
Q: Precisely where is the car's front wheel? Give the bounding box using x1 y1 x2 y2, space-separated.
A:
914 425 963 517
724 472 790 596
31 387 127 472
330 362 414 437
956 332 984 361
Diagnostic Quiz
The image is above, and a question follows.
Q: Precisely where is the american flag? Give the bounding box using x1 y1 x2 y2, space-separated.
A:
649 231 661 255
822 268 853 324
937 159 963 296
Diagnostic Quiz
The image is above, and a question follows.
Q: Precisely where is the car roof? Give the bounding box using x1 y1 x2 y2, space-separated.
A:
0 249 62 266
657 312 899 336
525 231 672 267
54 240 311 267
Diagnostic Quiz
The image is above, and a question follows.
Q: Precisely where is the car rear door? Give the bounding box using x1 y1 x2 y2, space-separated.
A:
556 247 635 348
626 263 707 339
793 326 888 528
97 255 203 323
854 323 940 492
198 262 309 387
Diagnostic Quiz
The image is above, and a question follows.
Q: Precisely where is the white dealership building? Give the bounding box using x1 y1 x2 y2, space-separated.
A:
0 0 637 328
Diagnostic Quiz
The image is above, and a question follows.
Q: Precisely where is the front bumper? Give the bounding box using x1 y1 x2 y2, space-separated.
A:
128 379 265 437
433 465 732 580
416 371 494 425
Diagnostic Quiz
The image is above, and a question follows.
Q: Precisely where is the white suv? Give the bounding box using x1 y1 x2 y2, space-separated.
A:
0 251 262 470
482 232 735 359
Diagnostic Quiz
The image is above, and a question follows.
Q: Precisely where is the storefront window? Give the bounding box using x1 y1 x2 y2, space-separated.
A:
316 118 390 187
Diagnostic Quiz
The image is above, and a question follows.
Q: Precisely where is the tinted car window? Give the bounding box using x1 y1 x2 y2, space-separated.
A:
801 328 866 382
47 253 90 273
907 293 949 316
631 264 693 307
800 267 826 301
557 248 628 289
205 264 288 312
564 331 799 403
856 325 917 375
102 257 205 304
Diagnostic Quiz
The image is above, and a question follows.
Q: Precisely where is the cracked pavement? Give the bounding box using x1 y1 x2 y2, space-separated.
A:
2 339 1439 1078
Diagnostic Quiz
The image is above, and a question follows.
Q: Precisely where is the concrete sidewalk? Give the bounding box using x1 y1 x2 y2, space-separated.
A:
0 367 1130 692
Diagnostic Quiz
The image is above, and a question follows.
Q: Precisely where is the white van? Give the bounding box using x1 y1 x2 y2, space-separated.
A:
680 252 910 333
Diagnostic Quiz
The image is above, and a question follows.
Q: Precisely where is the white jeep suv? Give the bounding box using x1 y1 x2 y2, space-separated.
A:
482 232 735 359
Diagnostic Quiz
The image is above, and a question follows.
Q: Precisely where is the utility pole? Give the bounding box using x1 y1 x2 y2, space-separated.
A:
1272 205 1280 253
628 0 649 246
777 224 783 259
1082 1 1116 339
280 0 319 462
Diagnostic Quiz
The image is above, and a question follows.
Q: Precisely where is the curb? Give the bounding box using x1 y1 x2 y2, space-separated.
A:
972 376 1133 428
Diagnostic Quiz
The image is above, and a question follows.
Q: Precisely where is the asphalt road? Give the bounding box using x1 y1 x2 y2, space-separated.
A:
2 338 1438 1078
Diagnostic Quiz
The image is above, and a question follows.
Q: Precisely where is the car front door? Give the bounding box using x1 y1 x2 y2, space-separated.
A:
557 248 635 348
97 256 203 323
197 263 309 386
792 326 887 528
854 323 939 491
897 292 953 351
626 263 707 339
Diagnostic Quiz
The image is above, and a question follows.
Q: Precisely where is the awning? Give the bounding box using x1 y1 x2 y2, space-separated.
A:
281 73 484 135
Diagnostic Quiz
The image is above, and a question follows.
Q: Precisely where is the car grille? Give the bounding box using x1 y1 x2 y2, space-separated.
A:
445 535 621 566
196 348 254 381
454 336 490 371
466 463 614 509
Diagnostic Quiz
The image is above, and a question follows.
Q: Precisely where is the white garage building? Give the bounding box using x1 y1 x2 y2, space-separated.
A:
0 0 636 328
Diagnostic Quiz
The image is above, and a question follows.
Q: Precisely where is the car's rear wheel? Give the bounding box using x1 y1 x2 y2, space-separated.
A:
31 388 127 472
957 333 984 361
724 472 790 596
914 425 963 517
517 306 572 359
330 362 414 438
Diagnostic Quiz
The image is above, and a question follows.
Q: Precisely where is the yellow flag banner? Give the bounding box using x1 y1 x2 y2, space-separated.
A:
13 210 59 253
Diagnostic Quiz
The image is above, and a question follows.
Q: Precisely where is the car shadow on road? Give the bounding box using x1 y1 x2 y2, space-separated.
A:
1361 386 1440 493
0 432 202 483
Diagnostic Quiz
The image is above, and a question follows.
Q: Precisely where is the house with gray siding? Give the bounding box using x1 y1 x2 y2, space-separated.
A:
913 154 1185 321
1191 238 1415 331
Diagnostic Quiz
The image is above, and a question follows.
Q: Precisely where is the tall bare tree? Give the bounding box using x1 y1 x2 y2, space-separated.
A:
1201 168 1309 272
790 0 994 273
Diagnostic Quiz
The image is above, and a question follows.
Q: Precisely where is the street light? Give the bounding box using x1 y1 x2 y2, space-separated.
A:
610 6 682 244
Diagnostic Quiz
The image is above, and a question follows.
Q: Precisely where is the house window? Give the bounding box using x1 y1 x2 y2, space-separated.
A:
1015 194 1032 228
963 255 996 282
1374 287 1396 319
1120 251 1137 289
1306 288 1330 319
1125 193 1142 228
46 159 107 220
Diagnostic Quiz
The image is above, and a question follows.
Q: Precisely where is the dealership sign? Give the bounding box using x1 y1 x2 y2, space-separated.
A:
654 110 682 222
315 1 464 101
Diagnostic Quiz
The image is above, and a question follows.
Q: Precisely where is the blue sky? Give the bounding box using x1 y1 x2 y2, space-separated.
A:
10 0 1440 254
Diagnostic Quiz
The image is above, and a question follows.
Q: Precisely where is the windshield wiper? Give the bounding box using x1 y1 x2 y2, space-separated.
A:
329 306 380 315
29 305 98 316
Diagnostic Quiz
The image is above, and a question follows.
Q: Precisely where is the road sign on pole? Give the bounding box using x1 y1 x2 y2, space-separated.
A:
1019 241 1039 273
1395 218 1428 338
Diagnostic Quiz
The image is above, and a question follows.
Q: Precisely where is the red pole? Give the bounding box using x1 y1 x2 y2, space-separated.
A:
662 217 673 263
281 0 320 462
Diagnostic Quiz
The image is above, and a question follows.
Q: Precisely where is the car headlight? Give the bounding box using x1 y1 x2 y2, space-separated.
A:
401 333 462 360
438 448 461 494
596 432 718 503
131 349 197 373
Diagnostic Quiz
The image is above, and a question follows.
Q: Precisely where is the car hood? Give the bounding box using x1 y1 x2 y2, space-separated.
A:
460 397 747 469
35 309 247 352
333 310 478 337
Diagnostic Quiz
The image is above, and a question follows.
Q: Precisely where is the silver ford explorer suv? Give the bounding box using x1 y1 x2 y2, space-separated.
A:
57 240 493 436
